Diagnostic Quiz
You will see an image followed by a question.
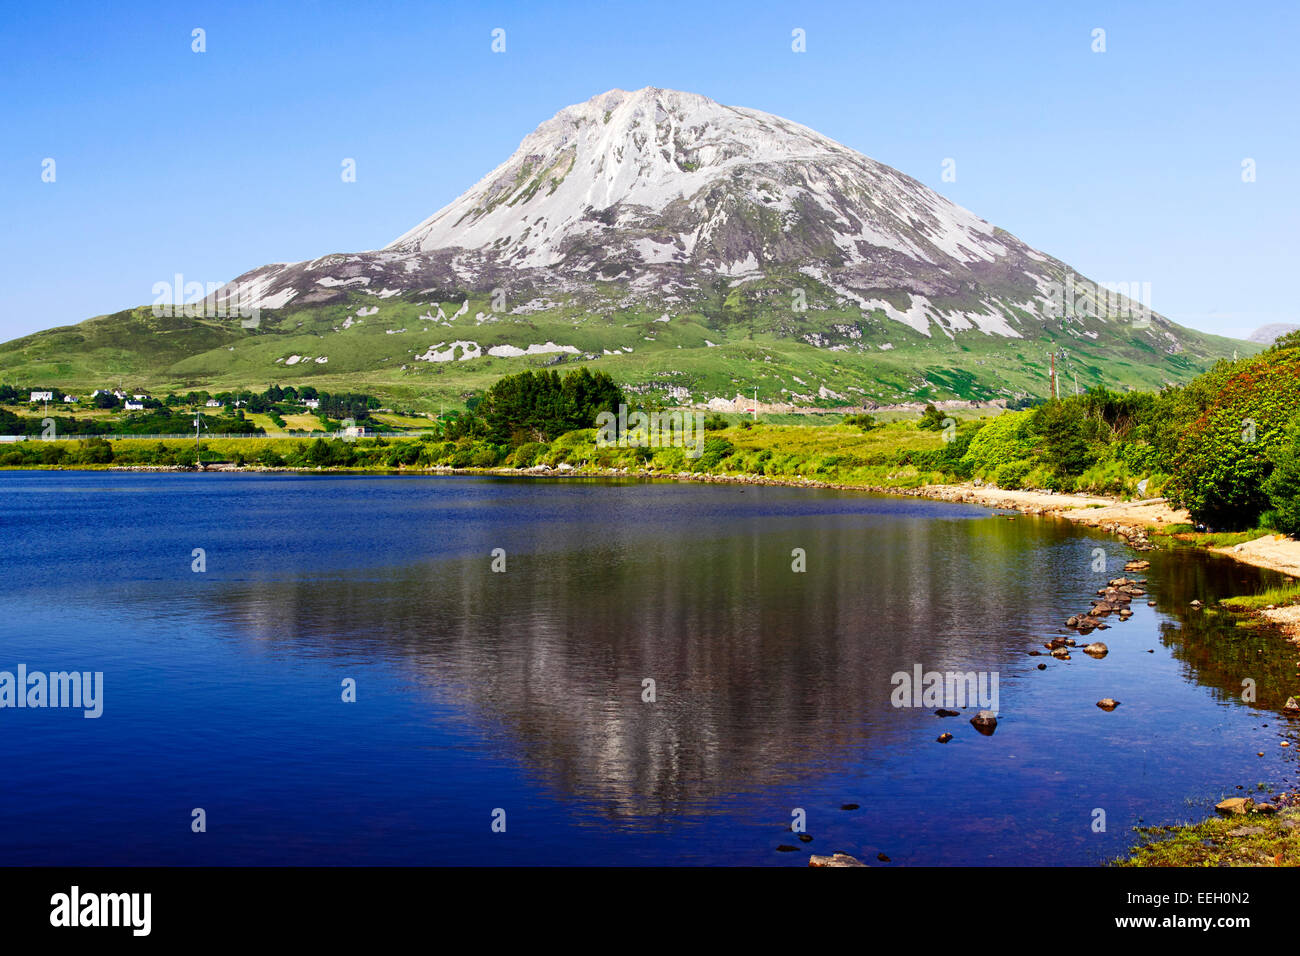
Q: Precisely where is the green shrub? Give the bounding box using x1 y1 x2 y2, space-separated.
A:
509 441 548 468
993 459 1031 489
843 413 877 431
961 411 1035 479
695 436 735 470
917 404 947 431
1165 347 1300 528
1262 415 1300 535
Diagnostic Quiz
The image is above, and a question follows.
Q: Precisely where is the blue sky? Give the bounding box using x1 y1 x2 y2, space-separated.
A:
2 0 1296 341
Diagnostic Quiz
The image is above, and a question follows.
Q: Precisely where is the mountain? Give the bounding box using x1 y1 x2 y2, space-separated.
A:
0 88 1253 410
1248 323 1300 345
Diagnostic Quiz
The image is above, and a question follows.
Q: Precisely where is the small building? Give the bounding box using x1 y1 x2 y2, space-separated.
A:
62 395 76 403
205 400 223 408
124 400 144 411
343 425 369 438
304 399 320 409
29 391 53 402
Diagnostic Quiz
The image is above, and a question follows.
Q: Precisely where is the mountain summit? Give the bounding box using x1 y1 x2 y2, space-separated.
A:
240 86 1048 340
2 89 1250 406
385 85 1015 308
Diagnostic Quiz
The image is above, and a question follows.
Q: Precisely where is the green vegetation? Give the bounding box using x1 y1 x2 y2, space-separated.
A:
3 335 1297 541
1163 340 1300 529
0 383 389 438
1218 580 1300 612
1263 415 1300 536
1117 805 1300 867
474 367 622 445
0 278 1253 419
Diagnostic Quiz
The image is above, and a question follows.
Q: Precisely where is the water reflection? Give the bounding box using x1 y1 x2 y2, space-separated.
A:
161 500 1296 821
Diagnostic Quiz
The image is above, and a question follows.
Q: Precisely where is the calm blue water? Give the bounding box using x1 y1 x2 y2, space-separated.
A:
0 472 1295 865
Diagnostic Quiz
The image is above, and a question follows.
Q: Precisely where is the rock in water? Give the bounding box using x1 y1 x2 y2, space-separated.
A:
1215 797 1254 815
1083 642 1109 657
1096 698 1120 711
970 711 998 735
809 853 867 867
937 732 953 743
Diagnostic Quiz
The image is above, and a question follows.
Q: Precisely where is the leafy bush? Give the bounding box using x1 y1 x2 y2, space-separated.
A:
695 436 734 470
508 441 548 468
961 411 1035 479
994 460 1031 489
1262 415 1300 535
1164 347 1300 528
1030 400 1095 483
917 404 947 431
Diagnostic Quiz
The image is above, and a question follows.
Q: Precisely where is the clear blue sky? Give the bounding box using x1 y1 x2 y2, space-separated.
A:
2 0 1296 341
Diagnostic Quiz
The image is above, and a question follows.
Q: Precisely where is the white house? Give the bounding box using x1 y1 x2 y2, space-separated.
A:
124 400 144 411
304 399 320 409
205 400 223 408
29 391 53 402
343 425 369 438
62 395 76 403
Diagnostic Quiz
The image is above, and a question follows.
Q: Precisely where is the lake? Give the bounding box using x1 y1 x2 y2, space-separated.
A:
0 471 1295 865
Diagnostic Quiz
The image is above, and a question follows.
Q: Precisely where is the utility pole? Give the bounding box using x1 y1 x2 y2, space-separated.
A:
194 414 205 470
753 387 757 421
1049 352 1057 401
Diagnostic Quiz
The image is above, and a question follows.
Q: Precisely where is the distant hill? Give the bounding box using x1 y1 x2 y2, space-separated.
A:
1248 323 1300 345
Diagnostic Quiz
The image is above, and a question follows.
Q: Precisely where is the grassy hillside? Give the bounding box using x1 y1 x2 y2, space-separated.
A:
0 288 1255 413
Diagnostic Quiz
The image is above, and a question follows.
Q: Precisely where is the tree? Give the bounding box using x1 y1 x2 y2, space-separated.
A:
1164 345 1300 528
918 404 946 430
1263 415 1300 535
479 368 624 446
1031 400 1093 485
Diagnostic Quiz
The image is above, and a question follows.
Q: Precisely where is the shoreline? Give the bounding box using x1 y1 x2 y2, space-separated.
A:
19 460 1300 593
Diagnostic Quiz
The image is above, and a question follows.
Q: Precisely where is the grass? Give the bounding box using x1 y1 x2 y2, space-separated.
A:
370 412 435 428
0 287 1254 414
1219 581 1300 611
1117 808 1300 866
279 413 324 432
1153 523 1279 549
243 412 280 432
